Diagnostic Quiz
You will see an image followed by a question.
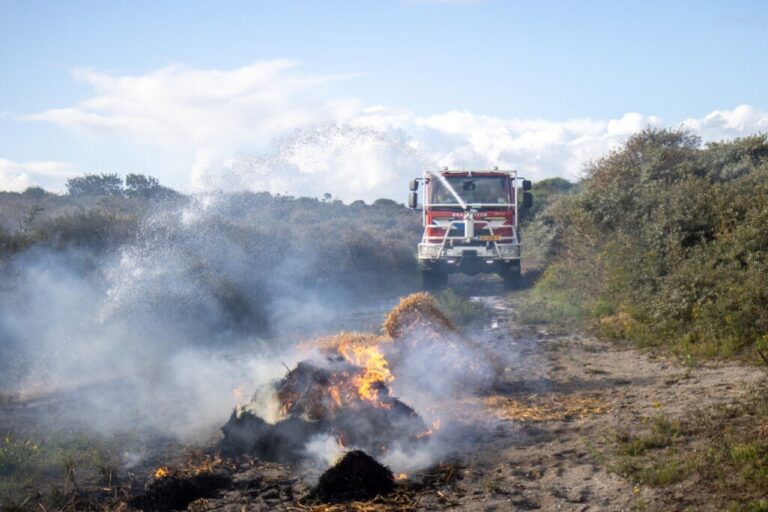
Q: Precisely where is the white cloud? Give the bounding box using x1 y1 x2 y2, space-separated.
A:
0 159 77 192
25 61 362 151
406 111 662 181
22 61 768 202
681 104 768 141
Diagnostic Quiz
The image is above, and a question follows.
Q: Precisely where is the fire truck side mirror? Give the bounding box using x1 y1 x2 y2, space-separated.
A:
522 179 532 191
408 192 418 209
408 180 419 191
522 192 533 208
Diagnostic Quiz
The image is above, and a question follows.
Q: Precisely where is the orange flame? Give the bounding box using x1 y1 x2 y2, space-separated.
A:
232 387 245 405
154 467 169 479
337 341 394 404
395 473 408 480
415 419 442 439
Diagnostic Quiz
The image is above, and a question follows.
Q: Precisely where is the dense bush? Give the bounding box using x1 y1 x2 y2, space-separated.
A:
527 129 768 357
519 177 577 268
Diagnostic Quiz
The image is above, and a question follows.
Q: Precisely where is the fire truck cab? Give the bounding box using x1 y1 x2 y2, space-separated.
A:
407 168 532 290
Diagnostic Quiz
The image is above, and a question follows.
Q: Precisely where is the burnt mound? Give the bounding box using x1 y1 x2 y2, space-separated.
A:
309 450 395 503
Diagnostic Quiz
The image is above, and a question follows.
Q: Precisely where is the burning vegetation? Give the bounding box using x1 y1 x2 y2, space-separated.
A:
221 355 428 463
220 291 492 504
221 293 453 465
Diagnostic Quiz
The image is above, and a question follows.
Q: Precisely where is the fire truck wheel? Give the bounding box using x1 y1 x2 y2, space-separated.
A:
422 269 448 290
502 269 521 290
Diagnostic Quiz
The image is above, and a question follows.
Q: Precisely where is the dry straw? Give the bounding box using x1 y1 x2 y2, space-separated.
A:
484 394 611 422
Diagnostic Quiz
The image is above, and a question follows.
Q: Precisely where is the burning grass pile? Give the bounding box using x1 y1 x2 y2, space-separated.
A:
310 294 495 382
309 450 395 503
222 357 427 462
221 292 494 468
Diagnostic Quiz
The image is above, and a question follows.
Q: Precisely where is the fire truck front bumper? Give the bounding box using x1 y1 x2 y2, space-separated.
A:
418 243 521 275
418 243 520 260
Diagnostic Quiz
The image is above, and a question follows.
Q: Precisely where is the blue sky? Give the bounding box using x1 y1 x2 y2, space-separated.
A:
1 0 767 199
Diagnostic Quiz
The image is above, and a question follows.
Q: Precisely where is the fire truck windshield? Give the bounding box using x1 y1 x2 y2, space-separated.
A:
430 176 510 205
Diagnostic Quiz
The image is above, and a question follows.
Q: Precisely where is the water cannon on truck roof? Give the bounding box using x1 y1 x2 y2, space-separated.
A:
407 167 533 290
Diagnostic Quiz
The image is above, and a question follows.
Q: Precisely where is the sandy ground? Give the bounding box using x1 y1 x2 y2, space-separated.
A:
431 293 760 511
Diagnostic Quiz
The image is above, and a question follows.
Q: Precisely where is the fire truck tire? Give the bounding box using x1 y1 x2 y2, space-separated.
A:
502 269 521 290
422 269 447 290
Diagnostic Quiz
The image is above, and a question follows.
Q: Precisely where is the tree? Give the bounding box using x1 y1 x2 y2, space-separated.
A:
21 186 49 199
125 173 160 198
372 198 401 208
66 173 123 196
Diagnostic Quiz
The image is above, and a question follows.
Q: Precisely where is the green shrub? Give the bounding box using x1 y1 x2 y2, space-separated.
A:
526 129 768 357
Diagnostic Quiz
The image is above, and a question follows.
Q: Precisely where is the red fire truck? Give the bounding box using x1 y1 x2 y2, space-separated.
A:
408 168 532 290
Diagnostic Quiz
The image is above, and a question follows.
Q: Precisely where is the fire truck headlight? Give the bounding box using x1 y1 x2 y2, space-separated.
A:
419 245 442 259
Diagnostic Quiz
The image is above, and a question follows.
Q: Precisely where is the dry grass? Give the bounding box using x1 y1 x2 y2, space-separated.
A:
305 331 391 353
484 393 611 422
297 492 419 512
158 451 231 478
382 293 455 339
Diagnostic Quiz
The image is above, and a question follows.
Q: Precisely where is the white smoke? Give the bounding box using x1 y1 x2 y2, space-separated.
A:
0 194 370 444
304 433 345 468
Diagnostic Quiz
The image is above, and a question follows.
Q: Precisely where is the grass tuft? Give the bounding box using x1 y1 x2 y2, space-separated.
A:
435 288 488 327
603 385 768 509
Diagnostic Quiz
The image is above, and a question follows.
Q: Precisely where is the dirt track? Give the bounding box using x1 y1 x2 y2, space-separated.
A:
435 290 763 511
